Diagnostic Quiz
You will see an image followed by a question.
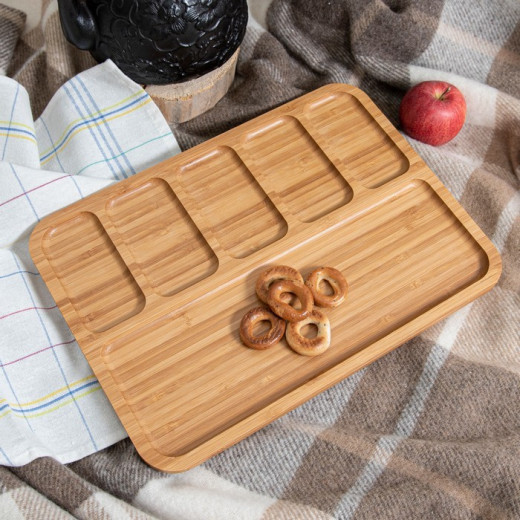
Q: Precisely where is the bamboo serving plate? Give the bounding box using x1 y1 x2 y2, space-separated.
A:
29 84 501 472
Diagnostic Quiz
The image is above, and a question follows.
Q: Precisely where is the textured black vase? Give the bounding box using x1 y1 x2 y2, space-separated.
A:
58 0 248 84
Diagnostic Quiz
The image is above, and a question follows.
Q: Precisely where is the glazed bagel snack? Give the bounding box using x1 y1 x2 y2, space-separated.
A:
240 265 345 355
255 265 304 303
266 279 314 322
239 307 286 350
305 267 348 308
286 309 331 357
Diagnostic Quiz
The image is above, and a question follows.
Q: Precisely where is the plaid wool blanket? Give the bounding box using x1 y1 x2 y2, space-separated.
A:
1 0 519 518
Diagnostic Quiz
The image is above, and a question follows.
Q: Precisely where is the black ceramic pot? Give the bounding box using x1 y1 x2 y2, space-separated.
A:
58 0 248 84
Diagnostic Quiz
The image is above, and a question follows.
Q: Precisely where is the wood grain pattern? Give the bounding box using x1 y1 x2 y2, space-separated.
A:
106 178 218 296
29 84 502 472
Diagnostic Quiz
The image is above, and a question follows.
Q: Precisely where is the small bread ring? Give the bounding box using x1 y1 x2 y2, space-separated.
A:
305 267 347 308
267 279 313 322
240 307 286 350
255 265 304 304
286 309 331 356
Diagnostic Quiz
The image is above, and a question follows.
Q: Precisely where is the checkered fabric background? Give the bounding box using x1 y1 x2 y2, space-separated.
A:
0 0 518 518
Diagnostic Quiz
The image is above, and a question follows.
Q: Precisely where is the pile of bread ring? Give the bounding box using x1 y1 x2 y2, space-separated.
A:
239 265 347 357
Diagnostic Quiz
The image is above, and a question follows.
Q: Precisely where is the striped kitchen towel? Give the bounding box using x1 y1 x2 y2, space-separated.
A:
1 1 519 519
0 59 180 466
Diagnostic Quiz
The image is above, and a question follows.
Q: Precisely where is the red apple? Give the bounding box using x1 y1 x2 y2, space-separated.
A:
399 81 466 146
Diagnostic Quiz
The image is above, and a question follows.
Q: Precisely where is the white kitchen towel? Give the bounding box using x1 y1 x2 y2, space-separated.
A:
0 59 180 466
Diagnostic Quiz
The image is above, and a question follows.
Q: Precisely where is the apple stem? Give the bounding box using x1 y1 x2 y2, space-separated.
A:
439 86 451 100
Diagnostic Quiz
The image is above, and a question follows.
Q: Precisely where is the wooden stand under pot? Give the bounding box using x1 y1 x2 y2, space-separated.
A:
145 48 240 124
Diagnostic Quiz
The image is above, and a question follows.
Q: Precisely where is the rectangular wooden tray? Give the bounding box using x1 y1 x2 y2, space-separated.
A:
29 84 501 472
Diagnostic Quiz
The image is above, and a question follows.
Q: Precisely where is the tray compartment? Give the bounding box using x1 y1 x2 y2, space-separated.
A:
101 180 489 457
177 146 287 259
304 92 409 188
242 116 353 222
106 178 218 297
41 212 145 332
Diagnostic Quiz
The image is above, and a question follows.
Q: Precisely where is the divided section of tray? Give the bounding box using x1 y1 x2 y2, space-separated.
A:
29 84 501 472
